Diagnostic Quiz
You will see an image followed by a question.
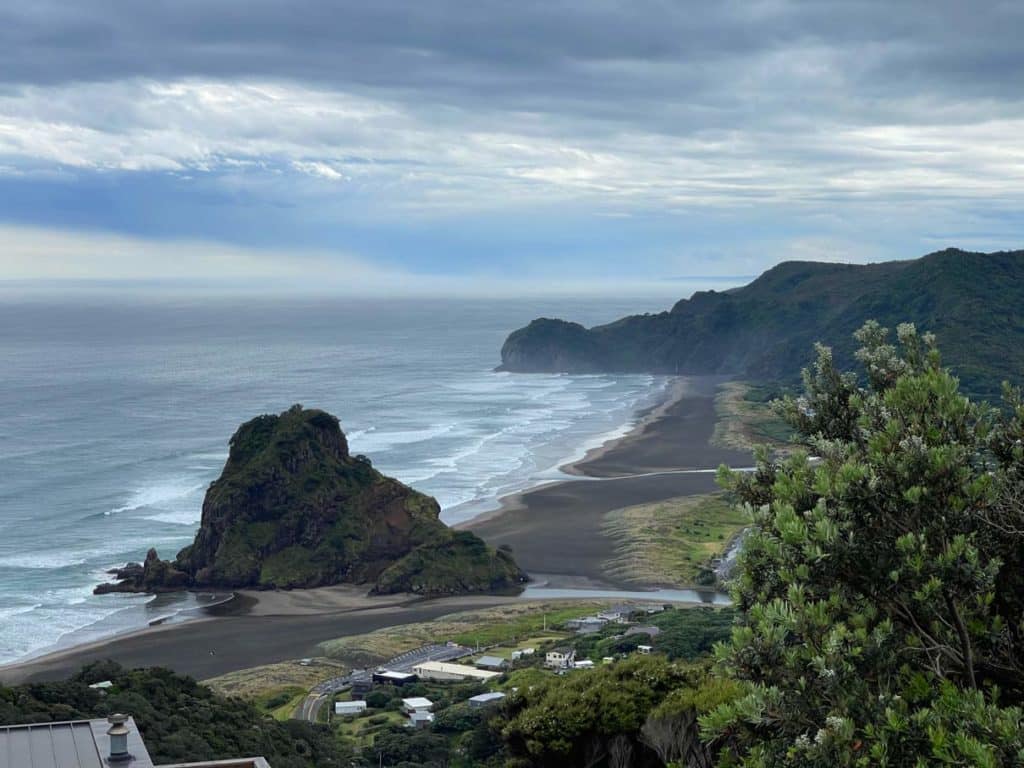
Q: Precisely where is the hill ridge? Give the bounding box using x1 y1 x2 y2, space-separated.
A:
500 248 1024 397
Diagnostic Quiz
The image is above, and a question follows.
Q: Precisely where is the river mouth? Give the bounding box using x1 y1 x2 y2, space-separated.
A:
519 583 730 606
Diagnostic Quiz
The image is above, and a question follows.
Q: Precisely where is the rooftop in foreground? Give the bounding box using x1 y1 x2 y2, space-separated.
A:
0 715 270 768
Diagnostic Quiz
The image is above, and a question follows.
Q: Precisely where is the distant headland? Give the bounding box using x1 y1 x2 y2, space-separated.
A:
499 248 1024 399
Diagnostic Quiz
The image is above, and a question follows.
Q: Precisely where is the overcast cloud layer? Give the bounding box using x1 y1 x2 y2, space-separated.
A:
1 1 1022 290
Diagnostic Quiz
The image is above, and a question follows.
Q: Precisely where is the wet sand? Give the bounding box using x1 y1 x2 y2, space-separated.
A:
0 375 748 685
466 375 751 587
0 591 522 685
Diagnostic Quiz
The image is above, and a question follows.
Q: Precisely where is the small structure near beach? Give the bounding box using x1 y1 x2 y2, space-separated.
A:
474 655 507 671
597 605 636 623
402 697 434 715
468 692 506 708
566 616 607 634
412 661 501 682
373 669 417 686
335 700 368 716
408 711 435 729
545 647 576 669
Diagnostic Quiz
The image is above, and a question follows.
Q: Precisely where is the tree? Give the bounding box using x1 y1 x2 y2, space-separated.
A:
499 656 740 767
641 677 740 768
702 322 1024 767
608 734 634 768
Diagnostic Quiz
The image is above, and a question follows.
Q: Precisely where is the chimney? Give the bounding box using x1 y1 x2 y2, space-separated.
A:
106 713 132 762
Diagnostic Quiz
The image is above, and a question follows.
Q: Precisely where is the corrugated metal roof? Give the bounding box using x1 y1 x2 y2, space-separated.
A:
468 692 506 703
474 656 506 667
0 721 103 768
0 717 156 768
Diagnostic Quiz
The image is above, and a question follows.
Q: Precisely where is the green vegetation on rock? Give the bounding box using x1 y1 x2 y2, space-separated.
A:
98 405 525 596
372 530 525 595
500 248 1024 399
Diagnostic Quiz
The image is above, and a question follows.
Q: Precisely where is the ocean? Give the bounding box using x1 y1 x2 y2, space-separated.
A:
0 295 681 665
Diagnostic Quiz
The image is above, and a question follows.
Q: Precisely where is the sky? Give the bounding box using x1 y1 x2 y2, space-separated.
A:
1 0 1022 295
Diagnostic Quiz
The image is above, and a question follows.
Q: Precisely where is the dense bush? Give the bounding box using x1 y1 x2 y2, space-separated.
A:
570 607 734 663
705 323 1024 766
647 608 735 660
500 655 738 767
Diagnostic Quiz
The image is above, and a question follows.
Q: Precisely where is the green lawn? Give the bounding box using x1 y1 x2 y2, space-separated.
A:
335 709 406 747
318 601 606 666
450 606 600 647
253 686 308 722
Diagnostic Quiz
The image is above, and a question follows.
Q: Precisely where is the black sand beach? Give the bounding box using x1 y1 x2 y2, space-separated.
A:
0 376 749 685
466 376 751 586
0 592 521 685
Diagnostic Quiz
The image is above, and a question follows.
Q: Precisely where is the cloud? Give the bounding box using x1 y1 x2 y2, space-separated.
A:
2 76 1023 218
0 1 1020 280
0 223 743 296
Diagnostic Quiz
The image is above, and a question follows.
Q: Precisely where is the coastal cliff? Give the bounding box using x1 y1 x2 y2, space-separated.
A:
499 248 1024 398
97 405 525 596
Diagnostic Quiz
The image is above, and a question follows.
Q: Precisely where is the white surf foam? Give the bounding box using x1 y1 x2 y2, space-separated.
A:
348 423 459 454
109 480 205 515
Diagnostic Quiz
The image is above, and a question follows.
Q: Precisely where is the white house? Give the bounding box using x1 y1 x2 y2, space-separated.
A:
402 697 434 715
637 644 653 655
408 711 435 729
334 700 368 716
544 647 576 669
573 659 595 670
598 605 635 623
511 647 535 661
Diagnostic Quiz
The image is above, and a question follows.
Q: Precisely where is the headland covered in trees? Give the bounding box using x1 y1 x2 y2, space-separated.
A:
500 248 1024 399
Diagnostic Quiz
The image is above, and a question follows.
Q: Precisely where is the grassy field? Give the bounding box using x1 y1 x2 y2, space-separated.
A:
464 635 564 661
317 601 607 666
602 493 748 587
334 709 405 747
203 658 347 699
712 381 794 452
263 687 309 721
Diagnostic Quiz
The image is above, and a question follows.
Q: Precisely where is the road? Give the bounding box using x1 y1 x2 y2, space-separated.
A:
295 643 473 722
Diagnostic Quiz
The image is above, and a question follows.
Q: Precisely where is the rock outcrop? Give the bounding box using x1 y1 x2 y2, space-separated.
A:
97 405 525 596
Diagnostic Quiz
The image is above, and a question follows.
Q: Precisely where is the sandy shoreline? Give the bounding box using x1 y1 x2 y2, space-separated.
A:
0 375 749 685
465 375 750 586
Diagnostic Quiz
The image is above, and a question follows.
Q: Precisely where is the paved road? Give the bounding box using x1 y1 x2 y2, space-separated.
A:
296 692 328 721
296 643 472 722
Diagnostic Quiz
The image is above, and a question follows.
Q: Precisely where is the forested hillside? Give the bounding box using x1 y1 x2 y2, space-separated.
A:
500 248 1024 398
